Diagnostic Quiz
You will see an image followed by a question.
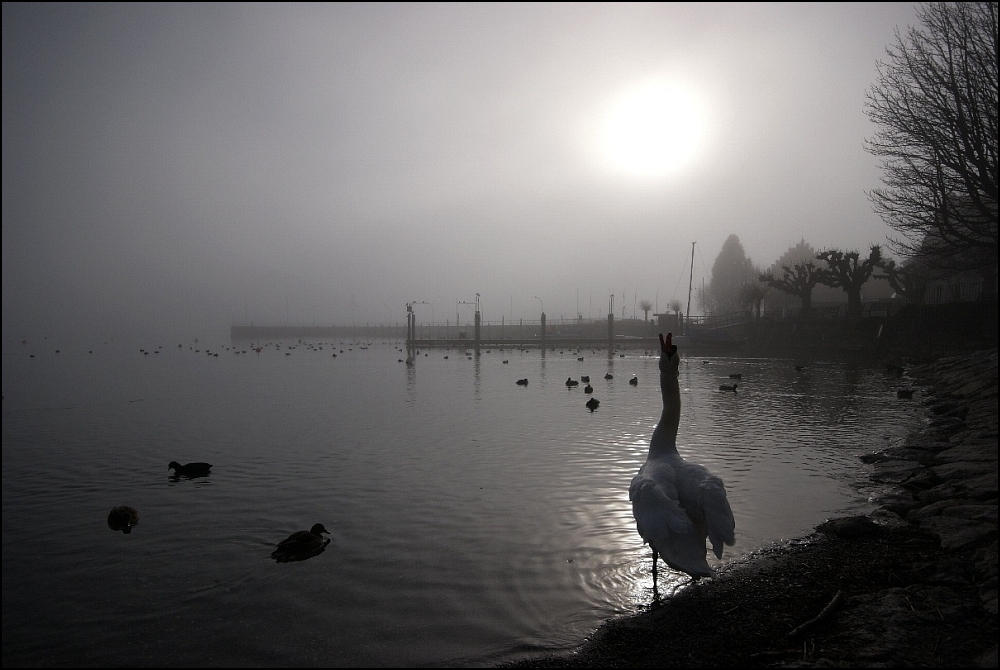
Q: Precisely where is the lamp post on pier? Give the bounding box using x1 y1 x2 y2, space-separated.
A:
534 296 546 344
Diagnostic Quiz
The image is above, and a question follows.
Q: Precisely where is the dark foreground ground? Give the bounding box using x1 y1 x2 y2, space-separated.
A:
502 349 998 668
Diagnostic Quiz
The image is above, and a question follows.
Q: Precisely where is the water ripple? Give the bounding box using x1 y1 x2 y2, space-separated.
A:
2 342 925 667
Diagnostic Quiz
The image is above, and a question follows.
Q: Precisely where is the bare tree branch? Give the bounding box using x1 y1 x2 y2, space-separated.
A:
865 2 997 289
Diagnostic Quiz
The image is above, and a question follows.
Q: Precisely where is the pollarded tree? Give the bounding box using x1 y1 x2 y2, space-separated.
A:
875 255 931 305
759 262 828 318
764 239 846 310
865 1 998 290
816 245 884 318
639 299 653 322
740 281 769 318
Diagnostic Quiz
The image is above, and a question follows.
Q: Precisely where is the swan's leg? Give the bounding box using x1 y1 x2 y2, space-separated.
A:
651 549 660 600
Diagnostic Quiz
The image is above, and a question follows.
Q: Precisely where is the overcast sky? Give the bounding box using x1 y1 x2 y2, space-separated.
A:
3 2 921 344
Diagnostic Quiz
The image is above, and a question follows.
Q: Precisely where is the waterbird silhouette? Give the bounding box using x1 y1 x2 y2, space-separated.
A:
168 461 213 477
629 333 735 591
271 523 331 563
586 397 600 412
107 505 139 534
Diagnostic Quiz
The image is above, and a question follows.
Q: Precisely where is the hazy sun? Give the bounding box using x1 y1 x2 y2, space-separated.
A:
600 81 707 179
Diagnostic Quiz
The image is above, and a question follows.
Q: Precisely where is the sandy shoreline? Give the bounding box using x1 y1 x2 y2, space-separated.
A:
502 349 998 668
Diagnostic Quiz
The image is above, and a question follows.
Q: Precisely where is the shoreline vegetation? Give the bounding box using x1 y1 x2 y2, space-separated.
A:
501 347 998 668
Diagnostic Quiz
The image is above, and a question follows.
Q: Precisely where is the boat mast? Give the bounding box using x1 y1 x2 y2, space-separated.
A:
685 241 695 330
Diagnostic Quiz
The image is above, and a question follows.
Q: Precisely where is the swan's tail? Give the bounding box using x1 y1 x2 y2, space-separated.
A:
630 474 715 578
700 476 736 559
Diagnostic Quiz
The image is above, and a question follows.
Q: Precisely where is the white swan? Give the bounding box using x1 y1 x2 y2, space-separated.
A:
629 332 735 585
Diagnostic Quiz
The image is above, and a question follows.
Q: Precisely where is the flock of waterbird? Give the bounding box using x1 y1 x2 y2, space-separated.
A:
108 460 330 562
17 334 914 585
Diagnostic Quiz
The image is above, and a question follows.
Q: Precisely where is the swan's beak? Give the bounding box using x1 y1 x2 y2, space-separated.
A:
659 332 677 358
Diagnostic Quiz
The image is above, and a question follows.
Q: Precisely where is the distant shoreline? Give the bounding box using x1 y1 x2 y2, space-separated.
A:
230 301 997 361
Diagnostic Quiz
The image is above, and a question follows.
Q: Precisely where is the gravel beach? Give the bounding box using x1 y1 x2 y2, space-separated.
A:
503 349 998 668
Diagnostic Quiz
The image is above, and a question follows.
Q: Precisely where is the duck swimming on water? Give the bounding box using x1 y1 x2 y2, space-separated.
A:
107 505 139 534
169 461 213 477
272 523 331 562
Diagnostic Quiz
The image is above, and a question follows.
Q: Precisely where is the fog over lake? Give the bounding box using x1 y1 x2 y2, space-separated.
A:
3 3 921 346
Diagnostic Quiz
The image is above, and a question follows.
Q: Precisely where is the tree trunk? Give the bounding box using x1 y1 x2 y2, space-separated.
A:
800 290 813 318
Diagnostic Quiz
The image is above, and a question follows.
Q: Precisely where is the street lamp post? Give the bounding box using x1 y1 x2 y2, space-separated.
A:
534 295 546 343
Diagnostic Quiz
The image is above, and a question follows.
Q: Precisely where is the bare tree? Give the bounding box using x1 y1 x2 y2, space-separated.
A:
759 262 828 318
865 2 998 290
668 298 683 315
816 246 884 318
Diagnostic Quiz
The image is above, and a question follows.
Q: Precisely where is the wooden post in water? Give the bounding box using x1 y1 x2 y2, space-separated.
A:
405 304 413 346
474 293 481 352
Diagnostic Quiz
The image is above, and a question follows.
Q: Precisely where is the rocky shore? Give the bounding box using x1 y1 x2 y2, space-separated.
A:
503 349 997 668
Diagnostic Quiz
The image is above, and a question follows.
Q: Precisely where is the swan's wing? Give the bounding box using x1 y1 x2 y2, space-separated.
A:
629 470 693 541
631 468 718 578
699 475 736 559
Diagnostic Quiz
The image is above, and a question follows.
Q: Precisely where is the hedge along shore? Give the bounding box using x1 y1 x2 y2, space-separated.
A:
502 348 997 669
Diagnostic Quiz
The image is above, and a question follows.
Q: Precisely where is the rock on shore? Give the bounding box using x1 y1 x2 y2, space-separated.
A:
503 349 997 669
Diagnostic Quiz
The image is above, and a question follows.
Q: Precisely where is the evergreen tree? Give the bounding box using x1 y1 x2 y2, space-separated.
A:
708 235 757 316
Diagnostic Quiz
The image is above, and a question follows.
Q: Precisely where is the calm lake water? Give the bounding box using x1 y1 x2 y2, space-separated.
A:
2 336 924 667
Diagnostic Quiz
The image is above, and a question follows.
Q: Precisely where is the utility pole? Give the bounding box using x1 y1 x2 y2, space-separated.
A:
686 241 696 334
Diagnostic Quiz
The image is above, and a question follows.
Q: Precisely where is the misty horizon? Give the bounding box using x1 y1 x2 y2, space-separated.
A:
3 3 922 345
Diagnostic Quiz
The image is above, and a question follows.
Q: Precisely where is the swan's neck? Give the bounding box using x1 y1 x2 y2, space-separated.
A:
649 352 680 458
